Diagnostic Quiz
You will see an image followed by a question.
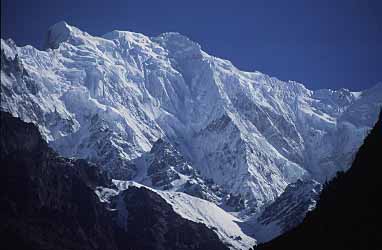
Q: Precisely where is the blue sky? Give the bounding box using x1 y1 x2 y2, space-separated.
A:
1 0 381 91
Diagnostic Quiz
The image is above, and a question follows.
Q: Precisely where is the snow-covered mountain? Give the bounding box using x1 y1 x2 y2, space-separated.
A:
1 21 381 213
256 111 382 250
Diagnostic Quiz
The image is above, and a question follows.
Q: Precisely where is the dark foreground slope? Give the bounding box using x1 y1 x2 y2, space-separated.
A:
255 111 382 250
0 111 228 250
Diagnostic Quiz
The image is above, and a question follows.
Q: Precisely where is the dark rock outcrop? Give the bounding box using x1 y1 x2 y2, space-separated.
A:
114 186 230 250
0 111 229 250
139 138 226 202
0 111 118 250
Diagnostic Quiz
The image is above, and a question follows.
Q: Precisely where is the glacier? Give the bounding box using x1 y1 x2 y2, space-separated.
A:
1 20 381 216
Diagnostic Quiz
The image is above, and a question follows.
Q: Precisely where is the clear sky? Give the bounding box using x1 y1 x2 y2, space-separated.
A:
1 0 381 91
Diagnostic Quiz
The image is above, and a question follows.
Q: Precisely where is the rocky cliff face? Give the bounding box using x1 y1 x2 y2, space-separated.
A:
2 22 381 211
130 138 226 203
0 111 229 250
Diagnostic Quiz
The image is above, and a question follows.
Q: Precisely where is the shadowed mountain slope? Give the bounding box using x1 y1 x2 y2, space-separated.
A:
0 111 229 250
254 110 382 250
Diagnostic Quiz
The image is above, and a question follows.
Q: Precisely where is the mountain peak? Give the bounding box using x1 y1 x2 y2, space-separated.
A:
103 29 149 41
153 32 202 59
44 21 82 49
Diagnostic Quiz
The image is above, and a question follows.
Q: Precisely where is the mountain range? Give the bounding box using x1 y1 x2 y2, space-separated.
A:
1 21 381 249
